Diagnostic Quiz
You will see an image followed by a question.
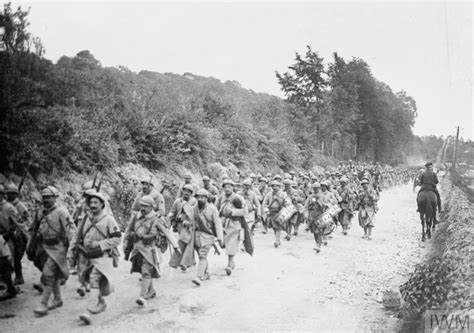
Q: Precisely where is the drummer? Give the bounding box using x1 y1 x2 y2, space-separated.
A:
262 180 292 248
318 181 339 245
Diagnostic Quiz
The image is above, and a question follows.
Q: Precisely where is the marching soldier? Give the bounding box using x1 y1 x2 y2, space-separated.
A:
5 183 30 285
176 173 199 199
72 181 93 226
337 177 354 235
357 179 378 240
202 176 219 204
132 177 166 217
216 179 248 275
238 179 261 233
192 189 224 286
124 195 179 306
68 190 121 325
168 184 197 271
304 182 325 253
262 180 291 248
29 186 76 317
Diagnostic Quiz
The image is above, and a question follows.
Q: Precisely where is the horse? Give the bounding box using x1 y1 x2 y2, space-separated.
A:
416 190 437 241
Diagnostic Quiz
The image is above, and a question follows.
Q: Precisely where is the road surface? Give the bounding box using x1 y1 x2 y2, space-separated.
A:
0 183 433 332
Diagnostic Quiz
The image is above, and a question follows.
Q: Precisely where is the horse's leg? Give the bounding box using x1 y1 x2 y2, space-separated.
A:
420 213 425 241
427 216 432 239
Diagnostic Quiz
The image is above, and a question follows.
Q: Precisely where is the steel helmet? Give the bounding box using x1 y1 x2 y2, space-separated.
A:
139 195 155 207
196 189 209 197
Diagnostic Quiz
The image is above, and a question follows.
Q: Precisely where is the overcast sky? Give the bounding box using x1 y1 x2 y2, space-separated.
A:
15 1 473 139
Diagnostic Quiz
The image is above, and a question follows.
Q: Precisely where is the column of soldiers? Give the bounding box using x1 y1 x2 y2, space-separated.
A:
0 162 416 325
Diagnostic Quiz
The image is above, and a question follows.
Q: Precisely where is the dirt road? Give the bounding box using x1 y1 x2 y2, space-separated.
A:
1 183 433 332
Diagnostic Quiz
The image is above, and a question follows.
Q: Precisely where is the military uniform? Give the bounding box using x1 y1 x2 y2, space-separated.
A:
192 199 223 284
216 192 248 256
237 187 261 231
10 197 29 284
357 184 378 239
304 190 325 252
132 190 166 217
262 186 291 247
31 187 76 317
125 207 177 305
337 183 354 234
168 195 197 269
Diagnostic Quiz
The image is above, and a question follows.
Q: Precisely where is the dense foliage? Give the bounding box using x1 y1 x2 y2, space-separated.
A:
0 4 442 175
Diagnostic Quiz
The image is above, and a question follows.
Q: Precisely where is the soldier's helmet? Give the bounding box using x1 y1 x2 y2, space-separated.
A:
340 177 349 183
260 177 268 183
6 184 19 194
182 184 194 193
249 173 257 178
361 179 369 185
202 175 210 181
256 173 263 179
283 179 292 186
311 182 321 189
270 180 281 187
242 178 252 186
273 174 282 181
291 181 298 188
41 186 59 197
82 180 93 191
88 190 106 204
139 195 155 207
184 173 193 180
283 173 291 179
221 179 235 187
320 180 330 188
196 189 209 197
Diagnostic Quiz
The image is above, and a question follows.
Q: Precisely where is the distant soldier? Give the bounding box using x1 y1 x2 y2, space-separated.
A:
238 179 261 233
176 173 199 199
5 183 30 285
192 189 224 286
337 177 354 235
357 179 378 240
262 180 291 248
201 176 219 204
30 186 76 317
132 177 165 217
69 190 121 325
124 195 178 306
168 184 197 271
72 181 93 226
304 182 325 253
216 179 248 275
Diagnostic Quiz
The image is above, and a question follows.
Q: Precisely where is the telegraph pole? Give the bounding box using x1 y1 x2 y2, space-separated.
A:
452 126 460 170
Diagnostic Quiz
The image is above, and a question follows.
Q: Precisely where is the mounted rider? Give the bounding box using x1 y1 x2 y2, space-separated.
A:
417 162 441 216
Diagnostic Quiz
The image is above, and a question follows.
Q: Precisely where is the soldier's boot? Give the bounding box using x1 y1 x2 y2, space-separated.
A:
145 280 156 299
193 258 208 286
33 282 43 293
313 233 322 253
274 230 281 248
136 278 151 306
367 227 373 240
0 273 17 300
48 281 63 310
34 285 53 316
87 289 106 314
